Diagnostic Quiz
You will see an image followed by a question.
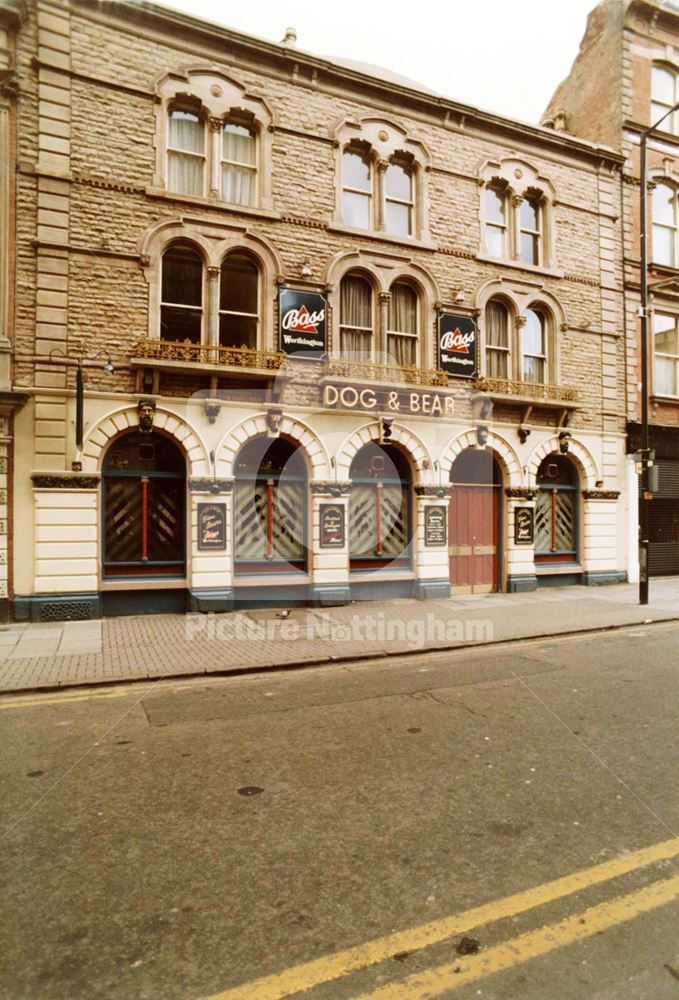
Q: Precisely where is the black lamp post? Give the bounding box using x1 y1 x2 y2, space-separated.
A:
637 100 679 605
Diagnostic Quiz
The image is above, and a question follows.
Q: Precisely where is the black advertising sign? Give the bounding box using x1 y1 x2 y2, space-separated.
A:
438 313 477 378
198 503 227 550
424 506 448 547
279 288 327 359
319 504 345 548
514 507 534 545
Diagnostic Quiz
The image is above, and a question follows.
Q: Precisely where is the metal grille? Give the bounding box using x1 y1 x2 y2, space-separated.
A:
382 484 407 555
534 491 551 551
535 489 575 552
149 481 182 561
40 601 93 621
554 493 575 550
105 479 141 563
234 481 304 561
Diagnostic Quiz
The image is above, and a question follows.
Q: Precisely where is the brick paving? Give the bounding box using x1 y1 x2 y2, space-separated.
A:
0 579 676 694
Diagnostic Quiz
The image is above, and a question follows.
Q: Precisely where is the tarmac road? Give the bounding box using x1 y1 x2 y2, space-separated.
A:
1 621 678 1000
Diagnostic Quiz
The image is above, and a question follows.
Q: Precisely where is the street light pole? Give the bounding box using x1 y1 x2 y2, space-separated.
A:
637 101 679 605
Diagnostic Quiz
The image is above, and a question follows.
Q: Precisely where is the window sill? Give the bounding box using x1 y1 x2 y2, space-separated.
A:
651 393 679 403
475 252 563 279
145 186 281 221
328 222 438 252
101 578 187 590
535 563 582 575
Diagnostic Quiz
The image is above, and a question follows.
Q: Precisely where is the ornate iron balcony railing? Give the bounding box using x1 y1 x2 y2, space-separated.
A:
326 359 449 387
472 376 579 403
134 339 286 370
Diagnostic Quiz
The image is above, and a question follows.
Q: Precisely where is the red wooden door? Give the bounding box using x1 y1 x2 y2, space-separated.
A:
449 485 499 593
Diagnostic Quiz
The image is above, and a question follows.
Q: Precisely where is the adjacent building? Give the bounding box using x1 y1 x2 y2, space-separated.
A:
545 0 679 577
8 0 631 619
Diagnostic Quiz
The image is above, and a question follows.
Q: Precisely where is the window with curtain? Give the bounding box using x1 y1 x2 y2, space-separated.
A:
385 162 413 236
167 109 205 197
340 275 373 358
387 283 417 367
485 186 507 257
222 121 256 206
654 312 679 397
519 196 541 265
160 245 203 343
522 308 546 383
485 300 510 378
342 150 372 229
219 253 259 349
652 65 679 134
652 182 679 267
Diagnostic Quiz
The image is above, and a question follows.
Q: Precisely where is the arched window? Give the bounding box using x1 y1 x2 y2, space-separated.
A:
535 455 578 563
522 307 547 383
349 443 412 570
234 437 307 572
485 300 510 377
167 108 205 196
385 161 413 236
387 282 417 367
160 245 203 343
519 195 541 265
340 274 373 358
652 182 679 266
222 120 256 206
342 149 372 229
219 253 259 349
653 312 679 397
652 65 679 134
485 185 508 257
103 431 186 578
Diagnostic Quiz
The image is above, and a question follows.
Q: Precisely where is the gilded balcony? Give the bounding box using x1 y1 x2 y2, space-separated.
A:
472 376 579 404
132 339 286 373
325 359 449 388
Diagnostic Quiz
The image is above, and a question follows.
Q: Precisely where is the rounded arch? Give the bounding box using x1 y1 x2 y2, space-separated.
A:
439 429 522 486
216 413 330 480
526 436 598 490
335 421 431 480
81 405 210 477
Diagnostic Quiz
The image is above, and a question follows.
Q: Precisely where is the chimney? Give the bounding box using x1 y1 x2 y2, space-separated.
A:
281 26 297 47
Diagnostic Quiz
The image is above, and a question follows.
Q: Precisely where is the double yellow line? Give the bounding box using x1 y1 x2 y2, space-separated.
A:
204 835 679 1000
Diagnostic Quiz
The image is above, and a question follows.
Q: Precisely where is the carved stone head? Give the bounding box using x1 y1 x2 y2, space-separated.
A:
138 399 156 433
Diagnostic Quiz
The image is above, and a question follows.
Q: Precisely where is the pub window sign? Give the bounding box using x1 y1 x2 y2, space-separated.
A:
438 312 477 378
198 503 227 551
279 287 327 359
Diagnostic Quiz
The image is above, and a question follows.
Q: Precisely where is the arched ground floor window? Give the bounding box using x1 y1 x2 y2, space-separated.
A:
535 454 578 565
103 431 186 578
449 448 503 594
234 437 308 574
349 443 412 571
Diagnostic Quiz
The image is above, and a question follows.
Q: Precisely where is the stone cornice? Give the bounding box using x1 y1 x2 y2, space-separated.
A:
32 474 100 489
189 478 234 494
310 481 352 496
414 485 453 498
505 487 536 500
582 490 620 501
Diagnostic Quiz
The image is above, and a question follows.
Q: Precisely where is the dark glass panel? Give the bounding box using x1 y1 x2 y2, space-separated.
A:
220 253 258 313
161 246 203 306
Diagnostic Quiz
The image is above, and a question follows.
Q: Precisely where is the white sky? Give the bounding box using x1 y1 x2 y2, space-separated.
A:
156 0 598 124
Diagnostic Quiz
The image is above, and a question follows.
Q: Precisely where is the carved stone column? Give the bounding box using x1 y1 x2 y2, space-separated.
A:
207 266 220 350
376 159 388 231
209 117 222 197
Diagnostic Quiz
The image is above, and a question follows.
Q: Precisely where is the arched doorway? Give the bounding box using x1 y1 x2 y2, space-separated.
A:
449 448 502 593
349 443 412 571
102 431 186 578
535 454 578 568
234 437 308 574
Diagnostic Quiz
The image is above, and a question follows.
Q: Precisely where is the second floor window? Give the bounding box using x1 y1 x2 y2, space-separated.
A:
167 110 205 197
485 300 510 378
222 121 256 206
385 162 413 237
653 182 679 267
654 312 679 397
342 151 372 229
340 275 373 358
485 186 507 258
160 245 203 343
652 65 679 133
522 308 547 383
519 196 541 265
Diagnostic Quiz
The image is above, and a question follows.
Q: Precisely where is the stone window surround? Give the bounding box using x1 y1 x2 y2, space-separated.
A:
475 278 564 385
650 170 679 268
477 157 557 272
152 67 274 211
325 250 440 366
651 61 679 136
139 217 282 352
649 306 679 399
331 116 431 242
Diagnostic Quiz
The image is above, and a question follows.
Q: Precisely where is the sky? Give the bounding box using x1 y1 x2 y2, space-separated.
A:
156 0 600 125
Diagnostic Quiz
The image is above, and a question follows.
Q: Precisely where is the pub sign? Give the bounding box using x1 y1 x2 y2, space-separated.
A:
279 288 327 359
424 506 448 547
438 312 477 378
320 503 345 548
198 503 227 551
514 507 534 545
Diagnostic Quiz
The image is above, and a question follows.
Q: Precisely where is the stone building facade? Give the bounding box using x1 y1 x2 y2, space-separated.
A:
9 0 630 619
545 0 679 577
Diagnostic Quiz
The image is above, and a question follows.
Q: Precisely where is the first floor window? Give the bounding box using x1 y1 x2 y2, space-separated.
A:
534 455 577 562
167 109 205 197
485 300 510 377
160 244 203 343
654 312 679 396
340 274 373 358
522 308 547 383
220 253 259 349
387 282 417 367
349 443 411 569
652 182 679 267
234 438 307 571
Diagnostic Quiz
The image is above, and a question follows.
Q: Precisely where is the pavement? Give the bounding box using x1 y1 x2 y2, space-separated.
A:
0 577 677 694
